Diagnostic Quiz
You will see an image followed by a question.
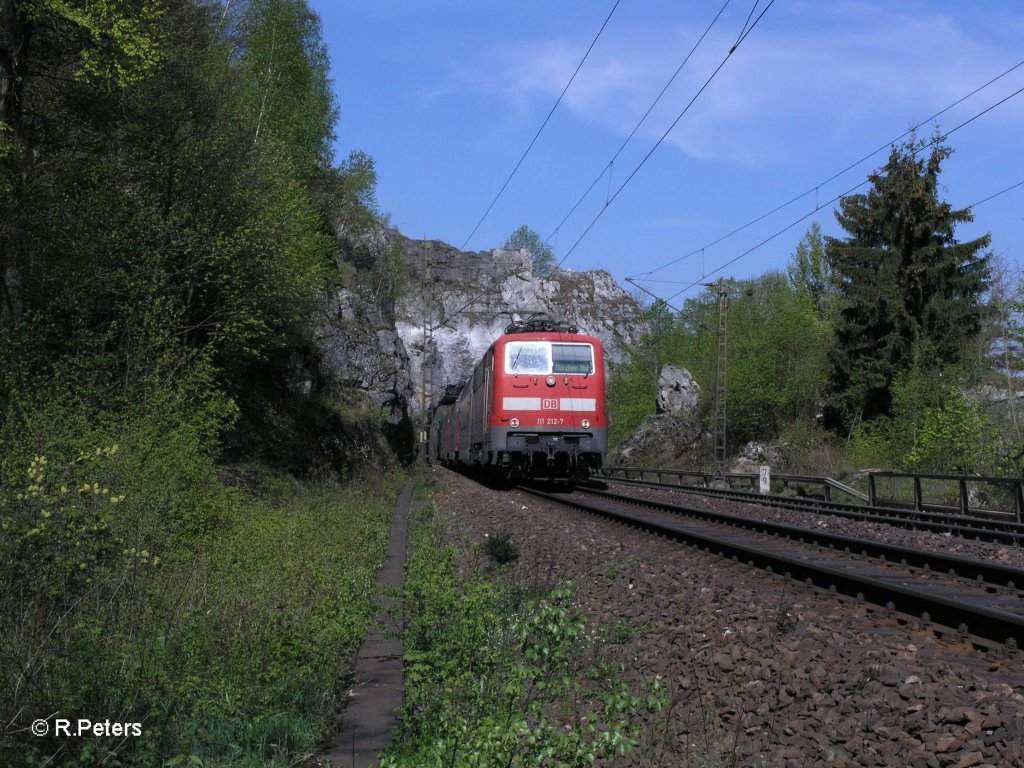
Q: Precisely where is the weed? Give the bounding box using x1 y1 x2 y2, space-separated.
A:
600 617 649 645
481 529 520 565
382 507 666 767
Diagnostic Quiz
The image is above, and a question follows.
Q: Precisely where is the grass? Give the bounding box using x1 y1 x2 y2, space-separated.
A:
173 471 396 765
0 456 401 767
480 529 520 565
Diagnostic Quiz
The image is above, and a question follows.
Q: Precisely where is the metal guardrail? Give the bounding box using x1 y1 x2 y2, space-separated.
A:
869 471 1024 524
600 466 868 504
600 466 1024 523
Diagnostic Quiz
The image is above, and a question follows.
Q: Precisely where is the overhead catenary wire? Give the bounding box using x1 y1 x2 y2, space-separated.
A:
442 0 732 331
630 93 1024 310
553 0 777 270
436 0 766 330
436 7 1021 330
629 57 1024 282
458 0 622 252
542 0 735 246
731 0 762 50
622 177 1024 315
967 179 1024 210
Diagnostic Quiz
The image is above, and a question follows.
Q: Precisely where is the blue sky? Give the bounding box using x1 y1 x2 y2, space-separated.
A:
311 0 1024 305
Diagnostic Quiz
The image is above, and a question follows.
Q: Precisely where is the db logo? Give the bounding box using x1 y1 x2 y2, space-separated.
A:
542 398 559 410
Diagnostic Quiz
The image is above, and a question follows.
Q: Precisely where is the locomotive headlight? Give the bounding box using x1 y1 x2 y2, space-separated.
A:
545 375 556 386
510 417 520 427
581 419 591 429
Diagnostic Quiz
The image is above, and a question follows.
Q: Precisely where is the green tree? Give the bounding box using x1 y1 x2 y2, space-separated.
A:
607 273 830 452
709 274 830 446
504 224 555 277
1 0 164 326
0 0 346 467
787 221 836 318
325 150 381 239
228 0 337 172
824 133 991 432
368 243 409 312
320 150 386 278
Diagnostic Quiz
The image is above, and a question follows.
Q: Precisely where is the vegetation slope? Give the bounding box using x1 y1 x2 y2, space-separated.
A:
0 1 407 765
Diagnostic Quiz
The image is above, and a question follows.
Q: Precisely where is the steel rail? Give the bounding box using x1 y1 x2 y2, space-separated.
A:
519 485 1024 649
601 475 1024 546
574 485 1024 589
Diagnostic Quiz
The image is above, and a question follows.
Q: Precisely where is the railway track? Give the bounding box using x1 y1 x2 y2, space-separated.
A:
518 482 1024 651
601 474 1024 546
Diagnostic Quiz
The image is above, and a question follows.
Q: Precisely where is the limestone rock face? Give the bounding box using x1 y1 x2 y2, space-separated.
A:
314 230 647 461
387 232 645 416
656 365 700 416
317 289 416 461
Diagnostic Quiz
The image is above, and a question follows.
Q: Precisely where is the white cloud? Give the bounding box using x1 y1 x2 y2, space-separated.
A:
440 2 1024 168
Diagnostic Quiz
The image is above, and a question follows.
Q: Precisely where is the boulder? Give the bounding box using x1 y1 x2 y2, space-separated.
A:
656 365 700 416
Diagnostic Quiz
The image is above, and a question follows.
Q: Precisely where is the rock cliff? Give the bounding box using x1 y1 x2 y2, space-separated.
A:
387 232 645 416
317 230 647 459
316 288 416 461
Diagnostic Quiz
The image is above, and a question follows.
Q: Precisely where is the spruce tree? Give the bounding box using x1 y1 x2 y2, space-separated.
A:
824 134 990 432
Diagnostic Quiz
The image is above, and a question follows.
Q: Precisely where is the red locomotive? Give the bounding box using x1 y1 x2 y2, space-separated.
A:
434 314 607 481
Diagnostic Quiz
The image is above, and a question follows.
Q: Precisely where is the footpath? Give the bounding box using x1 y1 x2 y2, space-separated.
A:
321 481 411 767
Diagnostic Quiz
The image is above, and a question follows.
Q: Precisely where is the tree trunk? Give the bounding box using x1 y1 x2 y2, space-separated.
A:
1 263 21 325
0 0 29 326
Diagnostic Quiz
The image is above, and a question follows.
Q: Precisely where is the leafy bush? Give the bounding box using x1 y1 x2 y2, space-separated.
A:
166 473 394 765
907 387 992 473
777 418 845 477
840 374 1006 475
846 416 899 469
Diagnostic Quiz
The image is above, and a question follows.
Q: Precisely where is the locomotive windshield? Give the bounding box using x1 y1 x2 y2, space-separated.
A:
505 341 594 375
506 342 549 374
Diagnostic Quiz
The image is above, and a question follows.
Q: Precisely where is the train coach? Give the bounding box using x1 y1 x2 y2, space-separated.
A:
434 315 607 481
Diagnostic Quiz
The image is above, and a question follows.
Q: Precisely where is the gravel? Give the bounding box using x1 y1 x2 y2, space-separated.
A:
605 480 1024 570
428 466 1024 768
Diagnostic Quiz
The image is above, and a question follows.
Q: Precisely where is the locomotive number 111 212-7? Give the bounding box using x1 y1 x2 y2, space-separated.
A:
433 315 608 481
